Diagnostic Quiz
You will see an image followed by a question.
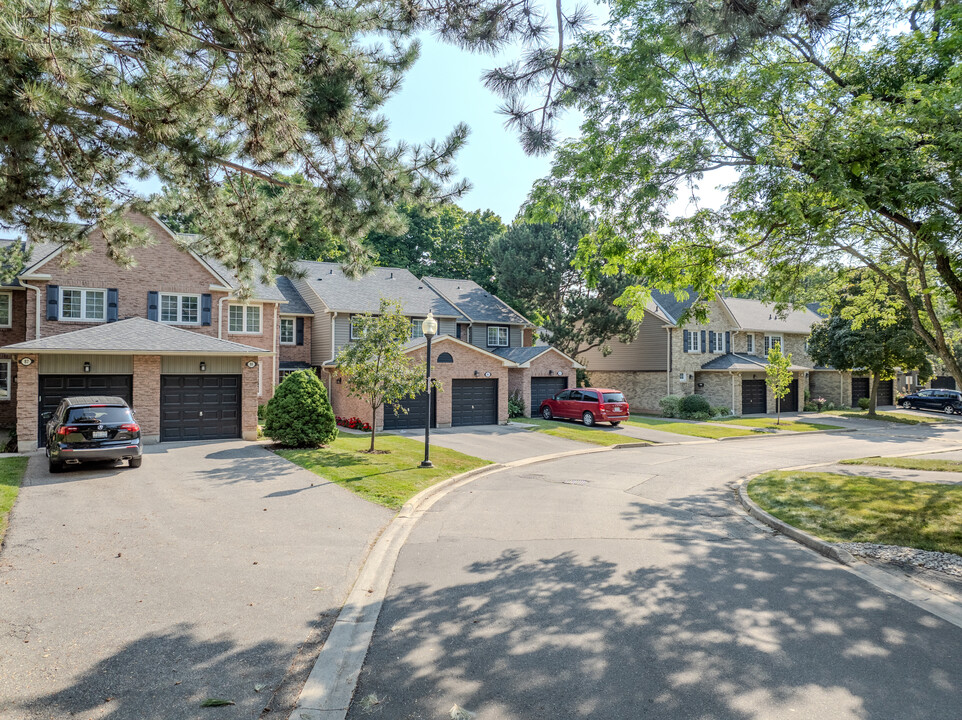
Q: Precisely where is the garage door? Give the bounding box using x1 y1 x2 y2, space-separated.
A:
742 379 767 415
39 374 133 446
852 377 870 407
161 375 240 442
383 390 436 430
779 379 799 414
451 379 498 427
877 379 894 406
530 376 568 417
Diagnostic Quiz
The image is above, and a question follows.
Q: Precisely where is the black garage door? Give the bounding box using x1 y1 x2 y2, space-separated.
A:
878 379 894 406
451 379 498 426
39 374 133 446
531 376 568 417
742 379 767 415
383 390 437 430
851 376 893 407
851 377 870 407
161 375 240 442
779 379 799 414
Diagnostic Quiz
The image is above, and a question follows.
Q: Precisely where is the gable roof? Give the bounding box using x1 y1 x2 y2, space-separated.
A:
700 352 810 372
199 253 286 302
421 277 530 325
650 288 698 325
275 276 314 315
3 317 270 355
295 261 463 318
722 297 820 334
491 345 584 368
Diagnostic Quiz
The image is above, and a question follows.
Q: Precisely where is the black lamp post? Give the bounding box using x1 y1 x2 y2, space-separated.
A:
419 311 438 468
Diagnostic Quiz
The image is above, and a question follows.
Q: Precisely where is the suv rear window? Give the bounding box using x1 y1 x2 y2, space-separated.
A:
66 406 133 424
603 393 626 403
581 391 599 402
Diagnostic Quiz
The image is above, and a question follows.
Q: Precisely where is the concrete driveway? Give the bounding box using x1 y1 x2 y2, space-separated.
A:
0 441 392 720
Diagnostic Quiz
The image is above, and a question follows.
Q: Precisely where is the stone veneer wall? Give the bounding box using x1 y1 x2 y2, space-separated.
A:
588 371 667 414
810 370 847 408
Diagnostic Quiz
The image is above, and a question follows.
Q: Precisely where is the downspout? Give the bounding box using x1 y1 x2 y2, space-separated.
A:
272 304 278 395
730 371 736 413
839 370 844 406
665 327 671 396
21 282 42 339
327 311 338 397
218 295 231 339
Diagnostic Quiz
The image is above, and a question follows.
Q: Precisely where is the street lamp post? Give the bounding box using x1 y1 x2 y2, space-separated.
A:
419 311 438 468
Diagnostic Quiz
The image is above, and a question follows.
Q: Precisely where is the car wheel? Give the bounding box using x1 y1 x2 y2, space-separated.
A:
541 406 553 420
582 411 595 427
610 421 621 427
48 459 63 474
903 401 912 410
128 457 143 468
945 405 955 415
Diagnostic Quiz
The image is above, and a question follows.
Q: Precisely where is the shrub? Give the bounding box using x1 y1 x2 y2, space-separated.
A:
508 391 526 418
660 395 683 418
679 393 712 419
263 370 338 447
712 405 733 418
823 401 836 411
336 416 372 432
257 403 267 423
803 402 818 412
576 368 591 388
858 397 871 410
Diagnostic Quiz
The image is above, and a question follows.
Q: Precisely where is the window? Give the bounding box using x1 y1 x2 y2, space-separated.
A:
569 390 583 401
60 288 105 321
689 331 701 353
581 391 598 402
0 293 10 328
410 319 424 340
350 315 364 340
0 359 8 400
159 293 199 324
487 325 509 347
280 318 295 344
437 352 454 364
746 334 755 354
228 304 261 333
764 335 783 353
603 392 626 404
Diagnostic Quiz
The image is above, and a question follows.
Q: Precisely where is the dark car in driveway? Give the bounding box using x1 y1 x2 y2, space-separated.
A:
539 388 630 426
45 396 143 472
899 388 962 414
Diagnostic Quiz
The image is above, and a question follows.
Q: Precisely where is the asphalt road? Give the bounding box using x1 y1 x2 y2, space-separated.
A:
0 441 392 720
347 422 962 720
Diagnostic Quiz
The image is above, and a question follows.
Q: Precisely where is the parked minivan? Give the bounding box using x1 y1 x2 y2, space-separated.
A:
539 388 630 427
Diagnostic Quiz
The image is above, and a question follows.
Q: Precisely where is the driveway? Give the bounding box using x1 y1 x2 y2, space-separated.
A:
347 422 962 719
0 441 392 720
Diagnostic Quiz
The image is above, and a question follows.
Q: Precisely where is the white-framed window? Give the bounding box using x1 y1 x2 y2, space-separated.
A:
410 319 424 340
487 325 509 347
0 359 9 400
280 317 295 344
228 304 261 334
60 287 106 321
159 293 200 325
746 334 755 354
350 315 364 340
0 293 10 328
804 339 810 353
764 335 783 353
689 331 701 353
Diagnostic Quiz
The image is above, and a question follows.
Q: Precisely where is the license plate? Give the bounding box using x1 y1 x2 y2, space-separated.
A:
92 431 108 438
613 406 622 412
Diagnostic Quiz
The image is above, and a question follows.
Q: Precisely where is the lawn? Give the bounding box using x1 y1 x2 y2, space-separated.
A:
749 470 962 556
512 417 641 447
840 455 962 473
824 410 939 425
625 415 755 439
276 434 490 510
0 457 30 544
719 418 843 432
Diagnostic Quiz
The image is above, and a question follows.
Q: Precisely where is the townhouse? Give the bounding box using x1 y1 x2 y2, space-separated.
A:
579 290 890 415
0 212 579 451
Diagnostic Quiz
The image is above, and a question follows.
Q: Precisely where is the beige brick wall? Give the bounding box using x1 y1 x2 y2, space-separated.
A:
15 355 39 452
587 370 667 414
327 371 382 430
132 355 161 443
810 370 846 408
694 372 738 413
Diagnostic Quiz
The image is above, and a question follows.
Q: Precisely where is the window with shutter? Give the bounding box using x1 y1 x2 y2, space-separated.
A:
746 334 754 354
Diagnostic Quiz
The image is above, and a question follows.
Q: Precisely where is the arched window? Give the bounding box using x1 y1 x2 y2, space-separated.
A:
437 352 454 364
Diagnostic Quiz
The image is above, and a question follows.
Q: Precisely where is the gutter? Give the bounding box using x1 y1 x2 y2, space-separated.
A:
20 281 43 339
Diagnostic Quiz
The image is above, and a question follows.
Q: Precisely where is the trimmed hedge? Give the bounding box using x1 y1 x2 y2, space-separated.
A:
263 370 338 447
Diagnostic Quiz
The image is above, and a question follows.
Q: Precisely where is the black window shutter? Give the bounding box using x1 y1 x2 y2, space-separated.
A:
147 291 159 321
725 331 731 353
709 331 715 352
456 324 462 339
201 293 212 326
683 329 690 353
46 285 59 320
701 330 707 353
296 317 304 345
107 288 119 322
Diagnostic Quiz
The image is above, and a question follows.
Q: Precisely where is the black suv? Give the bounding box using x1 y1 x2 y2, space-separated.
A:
44 397 143 472
899 389 962 414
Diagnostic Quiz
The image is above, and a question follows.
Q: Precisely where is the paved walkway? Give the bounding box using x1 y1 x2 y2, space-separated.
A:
345 423 962 720
816 463 962 484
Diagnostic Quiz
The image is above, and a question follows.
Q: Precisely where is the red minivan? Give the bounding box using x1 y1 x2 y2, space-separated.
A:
539 388 630 427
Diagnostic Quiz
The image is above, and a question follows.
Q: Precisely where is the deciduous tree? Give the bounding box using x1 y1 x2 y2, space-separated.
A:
765 346 793 425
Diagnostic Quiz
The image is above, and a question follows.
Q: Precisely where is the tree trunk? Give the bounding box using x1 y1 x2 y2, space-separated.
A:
868 373 879 417
370 405 377 452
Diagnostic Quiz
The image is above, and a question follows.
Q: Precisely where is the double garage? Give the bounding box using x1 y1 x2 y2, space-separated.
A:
383 379 500 430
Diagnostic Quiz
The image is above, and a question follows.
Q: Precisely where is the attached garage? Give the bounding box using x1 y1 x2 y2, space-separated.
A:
877 379 894 406
852 376 894 407
851 377 870 407
38 374 133 446
778 379 799 414
160 375 241 442
742 379 767 415
530 376 567 417
451 379 498 426
383 390 437 430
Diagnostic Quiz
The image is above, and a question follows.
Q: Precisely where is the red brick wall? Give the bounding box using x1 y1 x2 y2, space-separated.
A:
242 358 259 440
133 355 161 442
279 316 312 365
509 351 577 418
15 355 38 451
326 370 382 429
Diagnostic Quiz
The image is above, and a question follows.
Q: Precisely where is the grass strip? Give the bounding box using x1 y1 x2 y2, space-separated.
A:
825 410 939 425
749 470 962 555
719 418 843 432
277 434 489 510
0 457 30 544
513 418 640 447
840 456 962 473
626 415 754 439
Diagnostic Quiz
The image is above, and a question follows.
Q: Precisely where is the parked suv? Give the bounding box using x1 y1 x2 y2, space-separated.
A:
539 388 630 427
44 397 143 473
899 389 962 414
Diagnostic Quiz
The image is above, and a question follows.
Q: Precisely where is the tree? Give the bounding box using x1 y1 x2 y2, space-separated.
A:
489 205 635 358
517 0 962 386
765 346 793 425
335 299 426 452
263 370 338 447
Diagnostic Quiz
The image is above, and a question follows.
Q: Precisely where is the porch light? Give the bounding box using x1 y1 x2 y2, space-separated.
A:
421 312 438 338
200 361 207 372
83 361 91 373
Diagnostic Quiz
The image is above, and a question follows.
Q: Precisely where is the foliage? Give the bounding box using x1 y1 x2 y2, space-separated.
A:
489 205 635 358
508 391 526 419
713 406 733 418
841 456 962 473
659 395 682 418
0 457 29 544
336 299 427 451
857 397 871 411
765 346 794 424
336 416 373 432
576 369 591 388
263 370 338 448
626 415 754 439
678 394 712 420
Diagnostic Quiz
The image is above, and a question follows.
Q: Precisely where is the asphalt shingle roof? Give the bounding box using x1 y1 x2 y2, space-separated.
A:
200 255 287 302
650 288 698 324
491 346 552 364
295 261 463 318
275 276 314 315
723 297 820 334
422 277 528 324
700 352 810 372
3 317 268 354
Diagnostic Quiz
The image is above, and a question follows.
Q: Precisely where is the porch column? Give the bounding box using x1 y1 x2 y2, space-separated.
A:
133 355 161 444
242 357 259 440
15 355 39 453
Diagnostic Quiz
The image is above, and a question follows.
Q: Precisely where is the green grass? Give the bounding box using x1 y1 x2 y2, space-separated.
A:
625 415 755 439
840 455 962 472
512 418 640 447
825 410 939 425
276 434 490 510
0 457 29 544
719 417 843 432
749 470 962 556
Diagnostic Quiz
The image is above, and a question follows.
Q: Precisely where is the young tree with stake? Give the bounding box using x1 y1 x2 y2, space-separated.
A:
765 346 793 426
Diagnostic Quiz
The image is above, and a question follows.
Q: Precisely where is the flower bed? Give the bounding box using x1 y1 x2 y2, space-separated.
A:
336 416 372 432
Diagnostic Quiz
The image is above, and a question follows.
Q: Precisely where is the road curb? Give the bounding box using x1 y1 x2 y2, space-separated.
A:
718 427 855 442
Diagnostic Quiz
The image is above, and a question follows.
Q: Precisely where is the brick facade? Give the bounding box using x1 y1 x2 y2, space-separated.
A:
242 358 260 441
15 355 39 452
587 371 667 414
508 350 577 419
279 316 312 366
133 355 162 443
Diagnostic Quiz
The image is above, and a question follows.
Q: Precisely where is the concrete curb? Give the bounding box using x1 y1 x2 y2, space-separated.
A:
718 427 855 442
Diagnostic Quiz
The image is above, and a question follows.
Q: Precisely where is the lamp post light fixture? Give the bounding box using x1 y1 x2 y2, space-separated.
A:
420 312 438 469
